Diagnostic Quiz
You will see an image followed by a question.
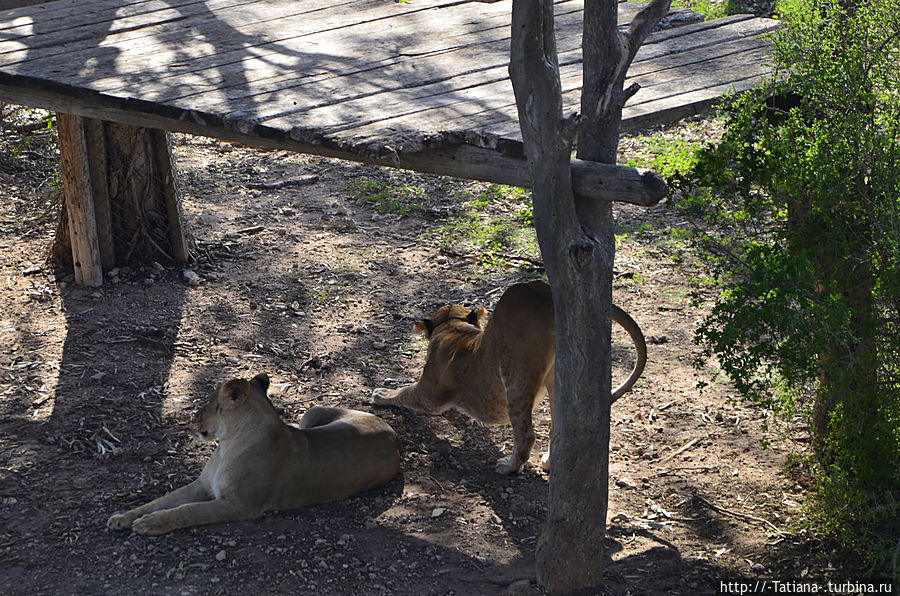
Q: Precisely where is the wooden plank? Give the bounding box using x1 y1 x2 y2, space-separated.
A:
12 0 581 108
150 128 189 264
0 1 55 9
0 0 217 51
0 0 285 61
163 1 583 108
622 71 771 128
82 117 115 270
0 79 666 205
389 19 776 142
56 112 103 287
158 12 773 144
0 0 474 60
0 0 712 131
629 44 774 101
0 0 773 194
0 0 179 33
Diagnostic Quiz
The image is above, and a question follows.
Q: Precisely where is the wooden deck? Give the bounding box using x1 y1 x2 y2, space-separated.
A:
0 0 777 188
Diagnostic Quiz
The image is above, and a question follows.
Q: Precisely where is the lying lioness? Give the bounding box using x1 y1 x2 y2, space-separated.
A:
374 280 646 474
108 374 401 535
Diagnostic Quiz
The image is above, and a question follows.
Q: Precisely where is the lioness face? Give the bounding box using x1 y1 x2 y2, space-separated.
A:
196 378 254 442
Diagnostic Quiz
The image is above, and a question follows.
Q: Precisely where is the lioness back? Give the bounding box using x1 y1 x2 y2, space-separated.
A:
485 280 555 372
290 406 401 503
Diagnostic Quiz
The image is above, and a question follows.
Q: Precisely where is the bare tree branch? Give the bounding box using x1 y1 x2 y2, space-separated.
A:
509 0 581 245
583 0 673 124
625 0 674 64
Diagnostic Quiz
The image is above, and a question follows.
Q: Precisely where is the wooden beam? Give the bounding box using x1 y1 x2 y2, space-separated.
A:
81 117 115 270
150 128 189 264
0 81 667 206
56 112 103 287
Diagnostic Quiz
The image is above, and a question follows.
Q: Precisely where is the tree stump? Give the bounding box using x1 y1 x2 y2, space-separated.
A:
50 114 188 286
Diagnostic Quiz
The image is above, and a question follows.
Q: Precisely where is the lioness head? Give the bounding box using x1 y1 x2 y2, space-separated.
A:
197 373 270 441
414 304 488 339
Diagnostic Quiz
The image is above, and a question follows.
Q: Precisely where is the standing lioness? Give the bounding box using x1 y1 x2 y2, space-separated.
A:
374 280 646 475
108 374 401 535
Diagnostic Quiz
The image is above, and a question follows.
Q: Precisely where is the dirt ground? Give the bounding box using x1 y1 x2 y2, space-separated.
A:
0 108 862 595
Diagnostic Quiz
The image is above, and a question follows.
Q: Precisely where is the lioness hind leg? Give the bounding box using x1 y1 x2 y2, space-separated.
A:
496 380 544 475
539 365 555 473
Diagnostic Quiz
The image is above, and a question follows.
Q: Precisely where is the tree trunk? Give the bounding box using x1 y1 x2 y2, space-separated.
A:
509 0 669 591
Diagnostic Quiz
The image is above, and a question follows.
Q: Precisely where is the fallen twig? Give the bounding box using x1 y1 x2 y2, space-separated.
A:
246 175 319 190
658 436 702 464
2 119 53 134
439 248 544 269
693 494 787 536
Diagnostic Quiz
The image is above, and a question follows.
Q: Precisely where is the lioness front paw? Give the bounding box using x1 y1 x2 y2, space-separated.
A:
495 454 524 475
107 512 135 531
372 388 402 406
131 512 171 536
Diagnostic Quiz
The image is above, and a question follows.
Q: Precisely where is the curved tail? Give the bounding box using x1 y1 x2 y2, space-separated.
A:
610 305 647 403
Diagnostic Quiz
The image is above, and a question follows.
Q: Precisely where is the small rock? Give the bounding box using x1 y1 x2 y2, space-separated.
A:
616 477 639 490
431 507 446 518
215 550 226 561
183 269 201 286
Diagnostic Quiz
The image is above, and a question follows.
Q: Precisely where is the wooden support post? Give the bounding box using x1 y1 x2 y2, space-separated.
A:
56 113 103 287
82 117 115 270
51 115 188 284
150 128 188 264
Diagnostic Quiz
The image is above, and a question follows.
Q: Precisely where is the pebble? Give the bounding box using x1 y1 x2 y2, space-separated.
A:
183 269 201 286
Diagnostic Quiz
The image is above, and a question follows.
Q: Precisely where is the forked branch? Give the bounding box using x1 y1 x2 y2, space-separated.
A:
584 0 673 122
625 0 673 64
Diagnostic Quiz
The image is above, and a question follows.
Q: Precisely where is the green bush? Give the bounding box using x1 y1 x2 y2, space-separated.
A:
675 0 900 568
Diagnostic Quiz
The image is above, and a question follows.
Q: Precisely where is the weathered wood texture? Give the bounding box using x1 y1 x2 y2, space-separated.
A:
51 116 188 273
0 0 776 191
56 113 104 287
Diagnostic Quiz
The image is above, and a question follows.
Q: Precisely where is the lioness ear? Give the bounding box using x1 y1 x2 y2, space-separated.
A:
467 307 488 329
413 319 433 338
220 379 250 410
250 373 270 393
